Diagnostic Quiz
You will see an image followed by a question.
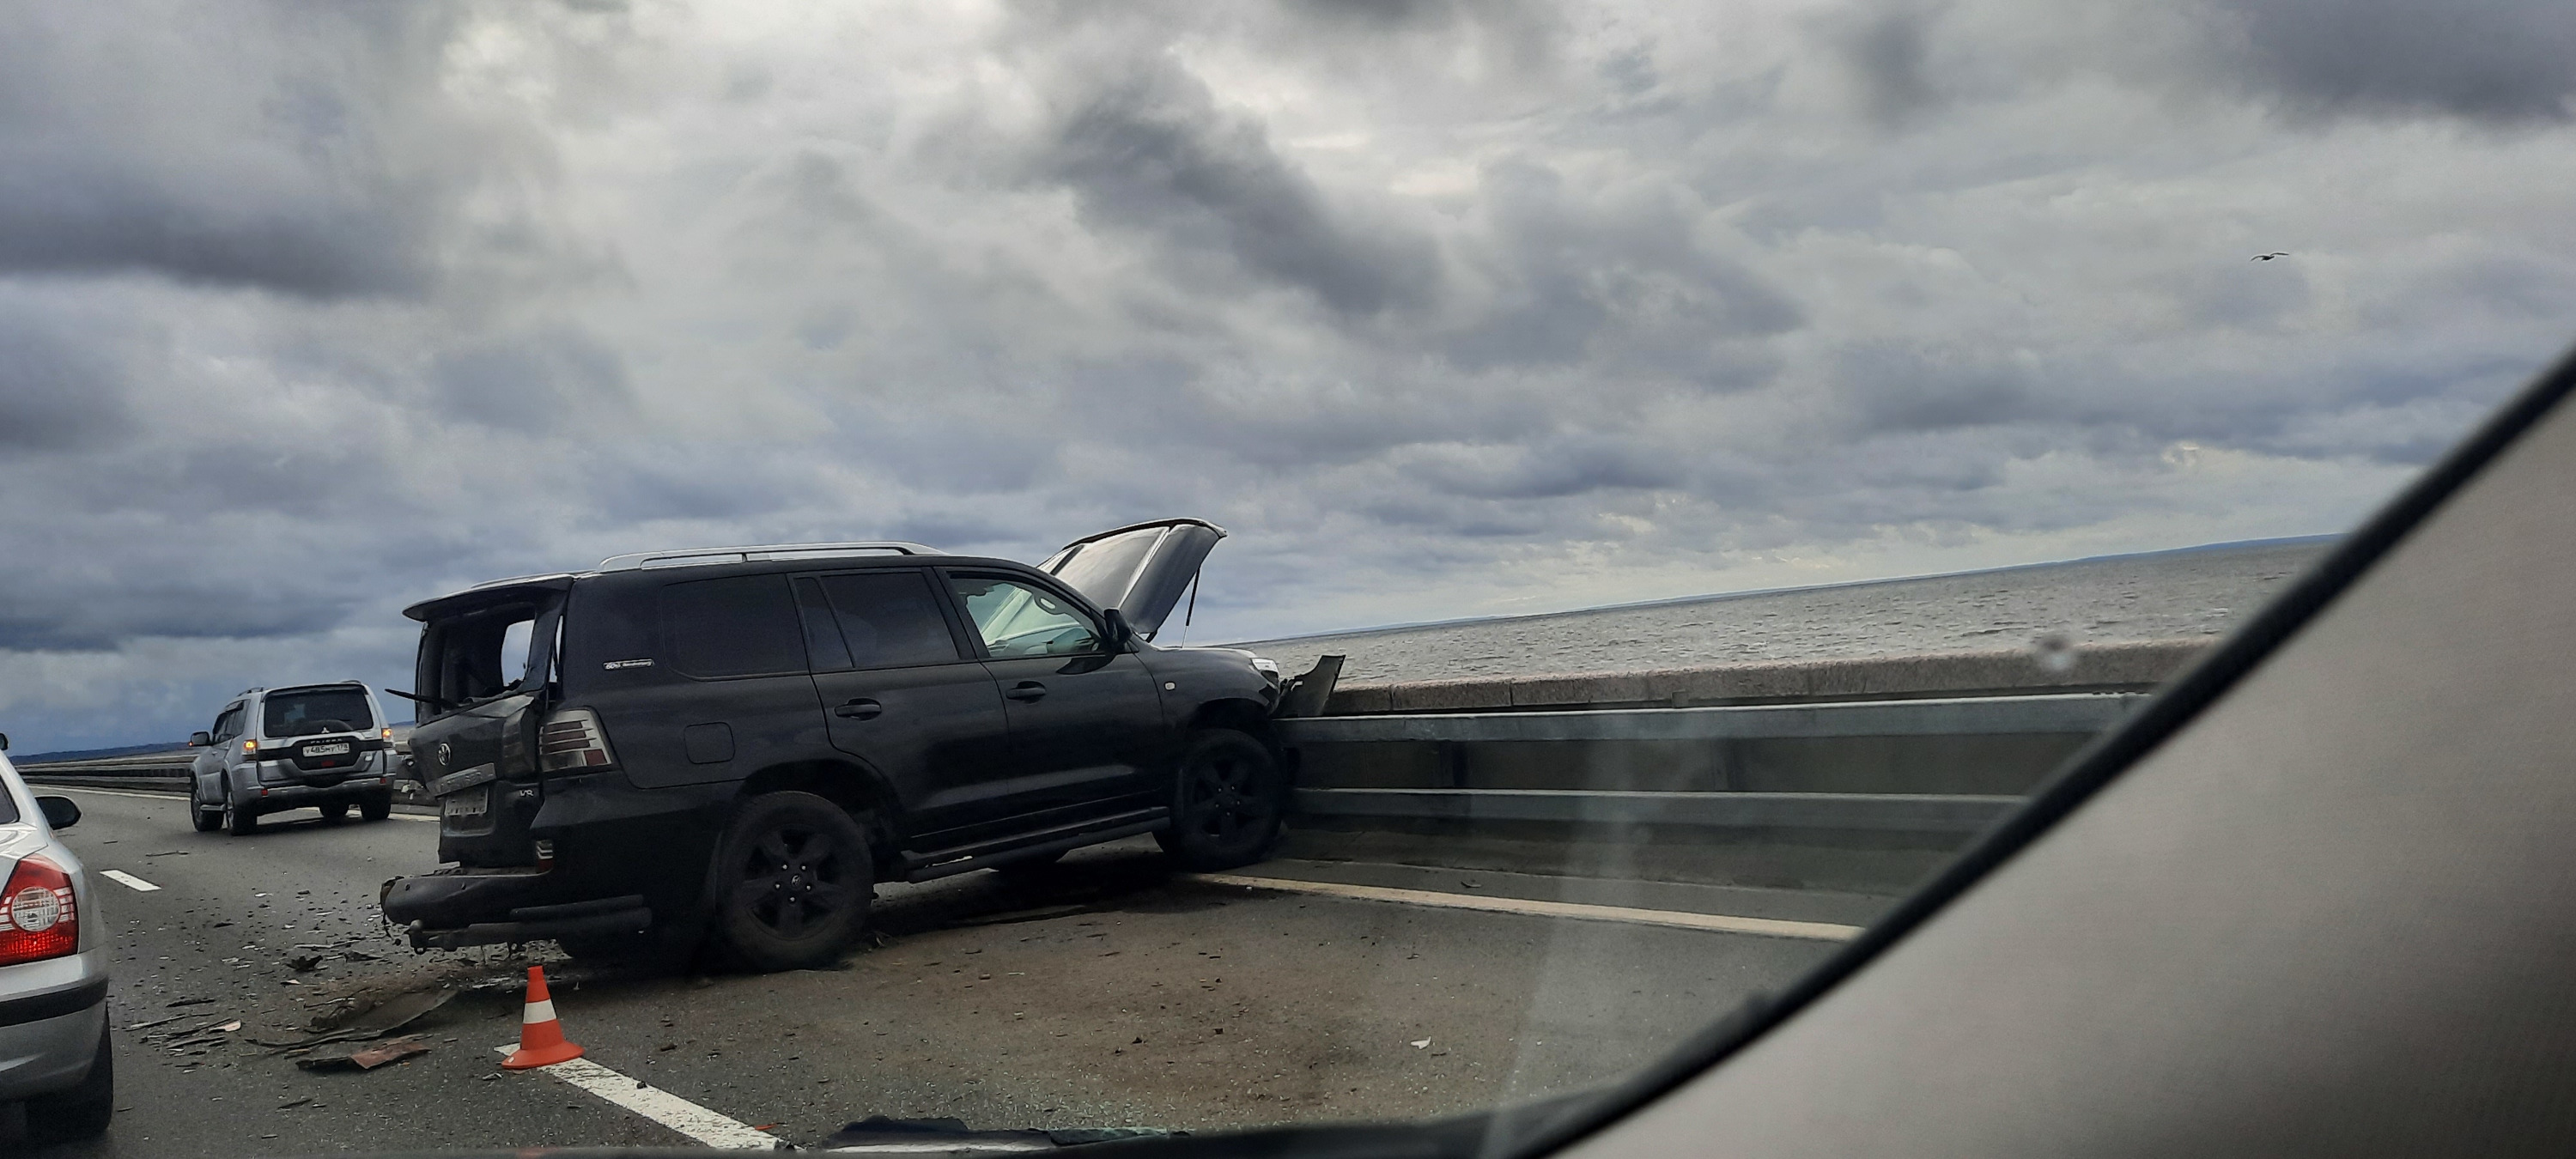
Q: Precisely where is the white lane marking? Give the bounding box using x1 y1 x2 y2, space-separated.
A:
493 1045 781 1150
41 785 439 821
100 869 161 892
1191 873 1863 942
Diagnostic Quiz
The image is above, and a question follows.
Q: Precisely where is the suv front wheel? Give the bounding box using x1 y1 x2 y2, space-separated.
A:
1157 729 1286 871
190 785 221 834
708 792 875 973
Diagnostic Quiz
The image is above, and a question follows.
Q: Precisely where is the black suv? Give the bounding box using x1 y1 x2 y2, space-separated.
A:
379 519 1300 971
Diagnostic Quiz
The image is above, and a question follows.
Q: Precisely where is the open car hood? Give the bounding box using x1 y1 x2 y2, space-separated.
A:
1037 519 1225 640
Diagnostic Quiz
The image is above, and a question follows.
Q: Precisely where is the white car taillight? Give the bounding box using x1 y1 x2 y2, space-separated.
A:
0 855 78 967
538 707 617 773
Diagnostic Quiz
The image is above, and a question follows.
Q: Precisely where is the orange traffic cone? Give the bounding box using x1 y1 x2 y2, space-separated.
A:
501 965 585 1070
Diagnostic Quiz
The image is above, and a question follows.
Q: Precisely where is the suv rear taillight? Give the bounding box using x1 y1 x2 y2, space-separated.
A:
538 708 617 773
0 856 79 966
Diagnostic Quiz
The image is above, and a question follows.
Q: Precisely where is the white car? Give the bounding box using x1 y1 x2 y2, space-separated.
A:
0 736 112 1143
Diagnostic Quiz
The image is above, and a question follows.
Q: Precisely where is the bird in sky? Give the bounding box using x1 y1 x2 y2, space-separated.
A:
2251 252 2290 261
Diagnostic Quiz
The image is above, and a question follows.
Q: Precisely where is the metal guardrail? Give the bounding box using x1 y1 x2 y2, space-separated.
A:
1279 693 2144 834
1296 788 2023 833
1275 693 2144 744
14 749 196 777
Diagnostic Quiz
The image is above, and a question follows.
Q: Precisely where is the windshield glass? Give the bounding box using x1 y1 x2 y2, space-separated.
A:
259 689 375 738
1 1 2567 1155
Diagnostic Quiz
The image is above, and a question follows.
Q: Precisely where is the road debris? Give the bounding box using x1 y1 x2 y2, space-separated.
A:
256 986 458 1051
296 1035 432 1071
1410 1039 1431 1049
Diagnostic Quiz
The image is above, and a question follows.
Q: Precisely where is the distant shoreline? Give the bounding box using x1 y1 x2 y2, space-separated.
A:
1226 533 2342 650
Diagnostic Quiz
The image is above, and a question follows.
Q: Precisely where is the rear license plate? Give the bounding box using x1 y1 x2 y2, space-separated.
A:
442 786 490 821
304 742 352 757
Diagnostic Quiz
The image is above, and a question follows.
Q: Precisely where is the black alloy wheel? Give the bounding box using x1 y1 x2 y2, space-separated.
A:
360 793 392 822
1157 729 1285 871
709 792 873 972
319 801 350 823
222 798 257 836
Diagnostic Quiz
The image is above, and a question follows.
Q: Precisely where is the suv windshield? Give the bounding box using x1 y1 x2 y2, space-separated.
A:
260 689 374 738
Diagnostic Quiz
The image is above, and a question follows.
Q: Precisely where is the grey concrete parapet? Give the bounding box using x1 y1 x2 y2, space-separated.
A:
1321 639 2212 715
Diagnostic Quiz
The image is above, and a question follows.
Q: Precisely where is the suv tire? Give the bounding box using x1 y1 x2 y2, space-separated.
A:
1156 729 1285 871
708 792 874 973
26 1022 112 1141
222 798 257 836
360 792 393 822
190 787 222 834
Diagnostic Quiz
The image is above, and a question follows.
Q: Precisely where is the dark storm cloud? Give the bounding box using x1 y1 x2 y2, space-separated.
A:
1832 341 2037 434
428 327 633 430
0 315 131 452
1029 55 1441 316
1807 0 2576 130
1397 436 1686 500
0 3 497 297
0 580 362 653
2215 0 2576 123
1444 161 1802 373
1825 1 1947 129
0 156 435 299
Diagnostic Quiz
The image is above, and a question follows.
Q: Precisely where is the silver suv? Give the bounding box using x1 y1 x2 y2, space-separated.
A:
187 683 399 834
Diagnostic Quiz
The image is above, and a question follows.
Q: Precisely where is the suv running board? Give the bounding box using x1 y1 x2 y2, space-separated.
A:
899 807 1171 883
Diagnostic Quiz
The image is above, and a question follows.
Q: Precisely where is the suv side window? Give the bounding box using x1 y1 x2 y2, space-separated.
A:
213 706 242 742
949 575 1101 658
659 574 807 678
808 572 963 671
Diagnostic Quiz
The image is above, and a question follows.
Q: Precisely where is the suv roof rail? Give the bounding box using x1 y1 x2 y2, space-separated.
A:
594 542 946 572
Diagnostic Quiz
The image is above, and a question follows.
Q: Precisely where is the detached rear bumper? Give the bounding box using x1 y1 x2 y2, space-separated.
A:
380 868 652 950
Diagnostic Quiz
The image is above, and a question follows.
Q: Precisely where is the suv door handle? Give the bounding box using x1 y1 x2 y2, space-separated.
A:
834 698 884 720
1004 682 1048 702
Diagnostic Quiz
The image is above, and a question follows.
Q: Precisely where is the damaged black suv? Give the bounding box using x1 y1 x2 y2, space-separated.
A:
380 519 1303 971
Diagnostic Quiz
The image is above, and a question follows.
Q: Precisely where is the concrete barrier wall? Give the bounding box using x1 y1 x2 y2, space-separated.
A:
1319 639 2210 714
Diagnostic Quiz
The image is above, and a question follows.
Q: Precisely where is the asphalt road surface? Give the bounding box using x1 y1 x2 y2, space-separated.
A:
23 786 1854 1157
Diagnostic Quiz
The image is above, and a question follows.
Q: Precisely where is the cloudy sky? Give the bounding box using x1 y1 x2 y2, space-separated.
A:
3 0 2573 751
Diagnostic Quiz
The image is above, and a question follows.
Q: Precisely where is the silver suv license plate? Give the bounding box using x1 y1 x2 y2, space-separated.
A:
305 741 352 757
442 786 490 822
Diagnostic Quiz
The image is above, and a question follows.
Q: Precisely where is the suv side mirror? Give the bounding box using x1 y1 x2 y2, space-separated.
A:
36 796 78 830
1101 608 1136 652
190 731 213 747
